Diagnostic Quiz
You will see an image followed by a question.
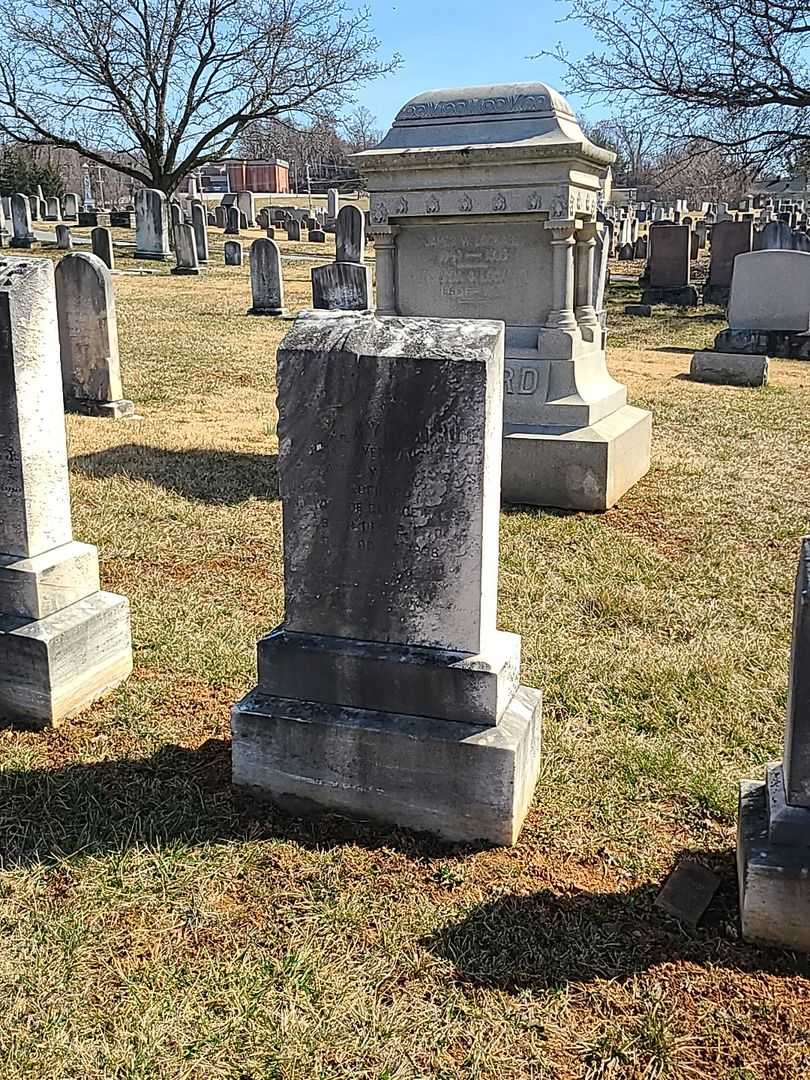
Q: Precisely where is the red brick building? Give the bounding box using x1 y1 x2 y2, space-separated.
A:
195 158 290 194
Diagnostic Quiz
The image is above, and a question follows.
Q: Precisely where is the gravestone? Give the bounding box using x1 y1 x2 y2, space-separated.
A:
257 208 269 230
91 226 115 270
311 206 371 311
224 240 243 266
286 219 301 241
714 249 810 359
690 231 699 261
135 188 170 260
704 220 753 304
225 206 240 235
354 81 651 511
266 226 276 239
191 202 209 264
44 197 61 222
55 252 135 418
327 188 340 221
689 351 768 387
237 191 256 228
641 224 698 306
231 309 542 845
0 256 132 726
63 193 79 221
738 538 810 950
55 224 73 251
214 205 227 229
309 229 326 243
171 223 200 275
757 220 794 251
239 211 248 230
10 194 34 248
207 212 216 226
248 238 285 315
634 235 647 260
110 211 134 229
170 202 183 230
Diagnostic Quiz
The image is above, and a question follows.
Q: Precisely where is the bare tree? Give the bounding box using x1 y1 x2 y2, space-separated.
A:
0 0 398 195
545 0 810 168
341 105 382 152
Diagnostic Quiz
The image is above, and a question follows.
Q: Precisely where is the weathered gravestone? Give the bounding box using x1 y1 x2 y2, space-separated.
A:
309 229 326 243
55 252 135 418
44 197 61 222
171 223 200 275
689 350 768 387
327 188 340 221
224 240 243 266
191 202 209 264
62 193 79 221
641 224 698 306
231 310 542 844
91 226 115 270
286 219 301 241
225 206 241 235
248 238 285 315
755 220 794 251
738 538 810 950
0 257 132 726
9 194 34 249
354 81 651 511
55 224 73 251
214 205 227 229
704 220 753 305
0 201 8 247
714 249 810 358
135 188 170 260
237 191 256 229
311 205 371 311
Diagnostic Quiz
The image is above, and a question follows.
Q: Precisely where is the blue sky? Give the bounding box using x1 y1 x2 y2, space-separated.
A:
354 0 600 131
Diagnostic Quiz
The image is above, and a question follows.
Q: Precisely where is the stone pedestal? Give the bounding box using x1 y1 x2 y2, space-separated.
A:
738 538 810 951
232 310 542 845
354 82 651 511
0 257 132 727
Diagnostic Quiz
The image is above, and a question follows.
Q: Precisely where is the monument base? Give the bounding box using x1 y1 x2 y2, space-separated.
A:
256 628 521 728
9 238 34 249
247 307 286 316
66 398 137 419
501 404 652 511
0 591 132 728
702 282 731 306
0 541 99 620
231 684 542 846
738 772 810 952
133 250 169 261
715 328 810 360
170 267 200 276
640 285 699 307
690 351 768 387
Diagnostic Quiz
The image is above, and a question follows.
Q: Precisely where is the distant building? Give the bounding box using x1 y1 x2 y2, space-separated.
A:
752 173 810 199
193 158 290 194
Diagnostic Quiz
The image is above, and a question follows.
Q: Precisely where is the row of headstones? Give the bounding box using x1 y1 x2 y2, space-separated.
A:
637 219 810 307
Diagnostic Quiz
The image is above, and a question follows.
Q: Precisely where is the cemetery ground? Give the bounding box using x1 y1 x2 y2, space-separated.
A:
1 231 810 1079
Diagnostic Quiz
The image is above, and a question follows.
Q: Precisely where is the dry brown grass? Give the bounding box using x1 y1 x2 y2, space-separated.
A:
1 236 810 1079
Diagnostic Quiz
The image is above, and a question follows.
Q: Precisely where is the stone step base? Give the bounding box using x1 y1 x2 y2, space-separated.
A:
502 404 652 511
231 684 542 846
0 591 132 728
0 540 100 620
256 627 521 728
738 778 810 952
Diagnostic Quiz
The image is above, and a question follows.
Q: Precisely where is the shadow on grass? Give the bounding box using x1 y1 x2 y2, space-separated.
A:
425 848 810 987
0 739 468 868
72 444 278 503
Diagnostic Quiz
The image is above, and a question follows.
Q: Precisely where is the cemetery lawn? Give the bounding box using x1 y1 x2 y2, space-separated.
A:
2 238 810 1079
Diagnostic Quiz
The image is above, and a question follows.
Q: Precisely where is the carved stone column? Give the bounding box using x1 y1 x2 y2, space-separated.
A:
575 224 599 329
371 225 399 315
545 222 577 330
